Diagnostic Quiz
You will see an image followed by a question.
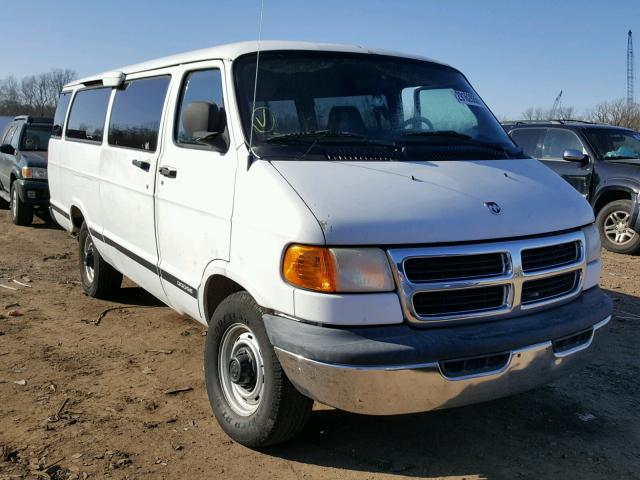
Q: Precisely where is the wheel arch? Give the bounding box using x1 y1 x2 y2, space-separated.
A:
592 187 634 215
202 274 246 323
69 205 86 232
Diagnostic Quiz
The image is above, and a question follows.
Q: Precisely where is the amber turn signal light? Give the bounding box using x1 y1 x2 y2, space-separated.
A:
282 245 337 292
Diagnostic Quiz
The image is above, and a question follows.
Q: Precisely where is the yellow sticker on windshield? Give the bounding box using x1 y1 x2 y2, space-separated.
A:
252 106 276 133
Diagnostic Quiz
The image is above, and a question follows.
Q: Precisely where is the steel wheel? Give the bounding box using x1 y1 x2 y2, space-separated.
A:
218 323 265 416
82 233 96 284
603 210 637 246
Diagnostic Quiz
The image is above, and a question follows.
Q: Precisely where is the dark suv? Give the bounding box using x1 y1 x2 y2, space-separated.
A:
503 120 640 254
0 115 53 225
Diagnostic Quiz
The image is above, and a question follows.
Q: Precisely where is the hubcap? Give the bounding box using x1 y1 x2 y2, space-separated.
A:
219 324 264 416
604 210 637 245
83 234 95 284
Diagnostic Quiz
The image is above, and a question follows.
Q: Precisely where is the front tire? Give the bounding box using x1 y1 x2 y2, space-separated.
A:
10 183 33 226
78 222 122 298
204 291 312 447
596 199 640 254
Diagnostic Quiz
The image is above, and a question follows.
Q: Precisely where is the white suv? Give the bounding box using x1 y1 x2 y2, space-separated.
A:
48 41 612 447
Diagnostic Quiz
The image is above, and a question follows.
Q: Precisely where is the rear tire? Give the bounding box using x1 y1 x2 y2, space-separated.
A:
10 183 33 226
596 199 640 254
204 291 312 447
78 222 122 298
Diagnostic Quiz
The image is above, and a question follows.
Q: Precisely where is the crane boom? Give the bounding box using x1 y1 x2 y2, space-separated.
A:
550 90 563 118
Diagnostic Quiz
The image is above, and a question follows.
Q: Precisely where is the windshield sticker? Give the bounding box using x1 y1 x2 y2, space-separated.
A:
454 90 484 107
252 107 276 133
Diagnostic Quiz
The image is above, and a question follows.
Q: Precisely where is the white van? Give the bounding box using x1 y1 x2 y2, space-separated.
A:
48 41 612 447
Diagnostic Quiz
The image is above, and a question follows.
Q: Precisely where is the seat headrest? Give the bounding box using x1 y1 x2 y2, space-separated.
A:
327 106 367 134
182 101 223 136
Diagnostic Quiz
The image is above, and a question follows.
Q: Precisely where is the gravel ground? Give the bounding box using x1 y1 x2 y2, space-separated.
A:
0 209 638 480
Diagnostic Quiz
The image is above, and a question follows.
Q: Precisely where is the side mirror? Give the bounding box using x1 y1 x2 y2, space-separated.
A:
0 144 15 155
563 149 588 163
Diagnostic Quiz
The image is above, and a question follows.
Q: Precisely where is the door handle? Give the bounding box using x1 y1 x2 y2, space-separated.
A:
159 166 177 178
132 159 150 172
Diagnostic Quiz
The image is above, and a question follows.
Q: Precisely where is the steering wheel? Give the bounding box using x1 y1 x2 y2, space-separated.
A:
402 116 434 131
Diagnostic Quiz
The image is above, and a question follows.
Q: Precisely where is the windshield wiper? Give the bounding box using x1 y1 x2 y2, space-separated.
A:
400 130 521 156
606 155 640 160
265 130 397 148
400 130 472 139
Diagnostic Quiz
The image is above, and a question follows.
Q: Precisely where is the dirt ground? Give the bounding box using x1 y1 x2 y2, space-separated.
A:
0 209 638 480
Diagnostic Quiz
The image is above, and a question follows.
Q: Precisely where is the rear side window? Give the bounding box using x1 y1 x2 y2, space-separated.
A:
66 88 111 143
510 128 544 158
52 92 72 137
108 76 170 151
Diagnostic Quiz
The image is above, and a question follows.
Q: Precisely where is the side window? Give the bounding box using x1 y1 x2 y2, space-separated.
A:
108 76 170 151
65 88 111 143
510 128 544 158
541 129 584 160
10 124 22 149
1 124 16 145
52 92 72 137
175 69 226 147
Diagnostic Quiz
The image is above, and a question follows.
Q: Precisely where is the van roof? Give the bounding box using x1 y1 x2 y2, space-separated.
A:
64 40 449 89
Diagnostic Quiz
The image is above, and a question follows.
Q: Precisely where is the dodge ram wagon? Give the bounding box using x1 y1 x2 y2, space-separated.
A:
48 41 612 447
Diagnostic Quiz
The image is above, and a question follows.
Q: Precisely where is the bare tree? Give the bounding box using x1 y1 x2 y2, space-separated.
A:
520 105 579 121
0 68 76 116
587 98 640 130
47 69 76 106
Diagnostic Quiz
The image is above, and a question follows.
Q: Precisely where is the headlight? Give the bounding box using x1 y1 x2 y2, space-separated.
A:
21 166 48 180
582 223 600 263
282 245 395 292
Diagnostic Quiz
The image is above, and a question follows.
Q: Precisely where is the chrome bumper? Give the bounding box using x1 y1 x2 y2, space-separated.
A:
275 316 610 415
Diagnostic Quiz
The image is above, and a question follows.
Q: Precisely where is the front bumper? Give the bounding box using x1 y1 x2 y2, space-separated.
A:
265 287 612 415
15 178 50 205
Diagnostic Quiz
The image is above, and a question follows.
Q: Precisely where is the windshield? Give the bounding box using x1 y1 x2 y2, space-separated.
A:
20 125 52 151
583 128 640 160
233 51 519 160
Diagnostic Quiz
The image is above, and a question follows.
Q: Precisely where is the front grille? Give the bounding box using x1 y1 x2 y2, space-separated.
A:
440 352 510 378
404 253 506 283
521 241 579 273
412 285 506 316
521 271 578 304
388 231 585 325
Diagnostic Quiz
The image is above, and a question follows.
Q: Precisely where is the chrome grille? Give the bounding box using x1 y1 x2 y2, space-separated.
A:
387 231 586 326
404 252 506 282
521 241 580 272
522 271 579 304
413 285 507 316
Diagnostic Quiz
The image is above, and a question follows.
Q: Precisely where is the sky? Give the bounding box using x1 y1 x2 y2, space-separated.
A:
2 0 638 119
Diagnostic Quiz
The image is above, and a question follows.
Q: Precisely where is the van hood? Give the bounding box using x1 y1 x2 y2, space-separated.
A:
271 159 594 245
